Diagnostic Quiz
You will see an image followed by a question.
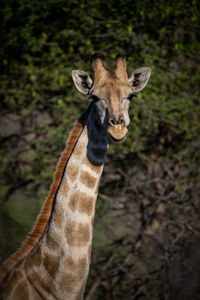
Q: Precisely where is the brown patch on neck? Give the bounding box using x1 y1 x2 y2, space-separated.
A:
67 162 79 182
27 272 54 298
58 260 87 296
65 221 90 246
58 273 77 293
69 191 94 216
13 279 29 300
24 244 42 272
43 253 60 279
45 230 61 251
80 170 97 189
0 105 92 283
64 256 87 278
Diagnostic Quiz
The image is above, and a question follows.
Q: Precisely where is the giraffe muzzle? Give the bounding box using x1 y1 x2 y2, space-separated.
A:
107 115 128 143
108 124 128 143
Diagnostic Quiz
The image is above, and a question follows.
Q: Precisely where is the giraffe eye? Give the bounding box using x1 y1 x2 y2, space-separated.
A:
128 93 137 101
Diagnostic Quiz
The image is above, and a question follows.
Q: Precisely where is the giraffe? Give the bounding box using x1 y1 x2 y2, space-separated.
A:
0 54 151 299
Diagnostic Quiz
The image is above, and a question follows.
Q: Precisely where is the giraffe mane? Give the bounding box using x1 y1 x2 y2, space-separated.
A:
0 105 92 282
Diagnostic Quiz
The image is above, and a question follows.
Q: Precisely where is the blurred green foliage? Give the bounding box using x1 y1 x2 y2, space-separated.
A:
0 0 200 296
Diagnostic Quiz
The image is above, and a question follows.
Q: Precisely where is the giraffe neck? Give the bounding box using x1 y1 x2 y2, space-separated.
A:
0 104 109 300
1 103 108 300
43 104 108 298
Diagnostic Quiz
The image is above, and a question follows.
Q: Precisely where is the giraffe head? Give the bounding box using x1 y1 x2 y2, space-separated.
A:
72 54 151 143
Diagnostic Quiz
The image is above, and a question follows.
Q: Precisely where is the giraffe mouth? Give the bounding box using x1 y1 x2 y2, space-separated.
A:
109 133 127 143
108 126 128 143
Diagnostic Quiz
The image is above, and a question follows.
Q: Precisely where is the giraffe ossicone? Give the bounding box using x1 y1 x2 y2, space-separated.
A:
0 55 151 299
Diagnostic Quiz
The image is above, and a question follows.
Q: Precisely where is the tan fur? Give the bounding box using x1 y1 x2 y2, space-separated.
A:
82 156 101 174
67 163 79 182
59 177 69 196
73 141 85 159
53 203 65 228
29 285 44 300
23 245 42 271
114 56 128 81
13 279 29 300
45 231 61 251
87 244 92 261
43 253 60 278
27 272 53 297
58 273 77 292
92 57 109 84
91 216 94 227
32 245 42 267
0 107 90 283
64 256 87 277
75 283 87 300
69 191 94 215
95 177 101 195
80 170 97 189
65 221 90 246
92 56 129 90
4 271 24 293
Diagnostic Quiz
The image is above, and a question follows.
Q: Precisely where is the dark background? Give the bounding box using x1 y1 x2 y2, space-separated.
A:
0 0 200 299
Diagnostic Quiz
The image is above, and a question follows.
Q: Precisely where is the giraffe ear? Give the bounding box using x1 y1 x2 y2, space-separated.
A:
128 67 151 93
72 70 93 95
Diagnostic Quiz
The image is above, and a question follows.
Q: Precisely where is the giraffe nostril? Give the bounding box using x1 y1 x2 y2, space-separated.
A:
119 117 125 126
109 116 125 127
109 118 116 127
